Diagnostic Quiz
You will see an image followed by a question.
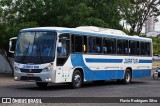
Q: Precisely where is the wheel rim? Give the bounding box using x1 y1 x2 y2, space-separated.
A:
74 74 81 87
126 72 130 82
153 74 158 79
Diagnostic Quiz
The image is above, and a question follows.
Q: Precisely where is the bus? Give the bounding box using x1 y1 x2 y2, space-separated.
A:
9 26 152 88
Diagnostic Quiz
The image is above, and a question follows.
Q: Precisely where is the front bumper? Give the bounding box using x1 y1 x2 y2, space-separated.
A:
14 70 56 83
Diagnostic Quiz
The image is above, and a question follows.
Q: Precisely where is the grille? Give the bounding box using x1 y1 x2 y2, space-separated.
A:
20 69 43 73
20 76 42 81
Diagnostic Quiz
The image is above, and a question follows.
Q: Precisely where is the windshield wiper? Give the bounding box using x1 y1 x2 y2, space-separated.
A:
21 42 30 63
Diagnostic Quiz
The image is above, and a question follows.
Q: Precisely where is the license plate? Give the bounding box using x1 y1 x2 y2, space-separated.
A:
26 74 34 77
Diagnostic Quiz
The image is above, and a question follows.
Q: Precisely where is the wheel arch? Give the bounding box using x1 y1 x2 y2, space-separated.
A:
72 67 85 83
125 67 132 78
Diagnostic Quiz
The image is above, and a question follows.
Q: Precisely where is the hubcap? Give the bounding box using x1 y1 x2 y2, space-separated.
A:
74 74 81 86
126 72 130 82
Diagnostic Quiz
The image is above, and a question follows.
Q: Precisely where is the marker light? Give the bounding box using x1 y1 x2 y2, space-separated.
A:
46 78 52 81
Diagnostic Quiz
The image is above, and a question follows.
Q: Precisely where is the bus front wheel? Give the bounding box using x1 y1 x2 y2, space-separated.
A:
36 82 48 88
70 70 83 89
123 70 132 84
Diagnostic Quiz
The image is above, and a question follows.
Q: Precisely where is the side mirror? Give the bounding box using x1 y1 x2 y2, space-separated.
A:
58 42 62 48
9 37 17 53
57 42 62 53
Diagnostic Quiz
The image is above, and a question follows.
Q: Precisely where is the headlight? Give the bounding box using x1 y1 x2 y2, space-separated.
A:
42 64 53 72
47 64 53 70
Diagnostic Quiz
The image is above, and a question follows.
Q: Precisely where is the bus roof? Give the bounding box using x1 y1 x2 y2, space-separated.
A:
20 26 152 42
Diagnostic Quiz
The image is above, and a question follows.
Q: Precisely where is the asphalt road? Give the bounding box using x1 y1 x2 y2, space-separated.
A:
0 73 160 106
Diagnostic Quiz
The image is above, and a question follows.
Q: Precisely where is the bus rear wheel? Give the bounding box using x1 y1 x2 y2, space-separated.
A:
36 82 48 88
70 70 83 89
123 69 132 84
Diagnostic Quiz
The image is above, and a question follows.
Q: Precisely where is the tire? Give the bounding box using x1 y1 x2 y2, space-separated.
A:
123 69 132 84
70 70 83 89
153 73 158 80
36 82 48 88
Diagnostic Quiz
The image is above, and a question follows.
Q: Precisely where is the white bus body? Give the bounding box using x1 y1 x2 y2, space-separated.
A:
11 26 152 88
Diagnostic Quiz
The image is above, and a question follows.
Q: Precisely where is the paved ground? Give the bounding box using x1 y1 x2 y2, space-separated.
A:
0 73 160 106
0 74 160 97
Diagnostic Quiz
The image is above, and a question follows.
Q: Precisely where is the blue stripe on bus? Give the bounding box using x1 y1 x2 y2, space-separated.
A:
85 58 123 63
70 54 151 81
132 69 151 78
85 58 152 63
139 60 152 63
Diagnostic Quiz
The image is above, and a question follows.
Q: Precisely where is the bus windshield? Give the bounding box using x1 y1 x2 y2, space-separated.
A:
14 31 57 64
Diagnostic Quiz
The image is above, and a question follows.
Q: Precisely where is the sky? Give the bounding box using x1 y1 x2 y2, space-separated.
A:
155 16 160 31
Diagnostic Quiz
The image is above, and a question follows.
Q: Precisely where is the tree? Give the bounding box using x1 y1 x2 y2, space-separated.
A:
57 3 109 27
85 0 123 30
0 0 124 49
119 0 160 35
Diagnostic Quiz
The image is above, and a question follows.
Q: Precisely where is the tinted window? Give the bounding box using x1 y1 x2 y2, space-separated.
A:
88 37 102 53
103 38 116 54
71 35 87 53
140 42 151 56
75 36 83 52
117 39 123 54
129 41 137 55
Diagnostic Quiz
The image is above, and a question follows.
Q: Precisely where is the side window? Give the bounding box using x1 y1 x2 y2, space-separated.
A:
123 40 129 55
146 42 151 56
140 42 151 56
71 35 87 53
136 41 140 55
117 39 123 54
140 42 145 55
88 37 96 53
95 37 102 53
103 38 108 54
103 38 116 54
75 36 83 53
129 41 137 55
88 37 102 53
111 38 116 54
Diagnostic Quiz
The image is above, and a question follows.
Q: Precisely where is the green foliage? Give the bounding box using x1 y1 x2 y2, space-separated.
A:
0 0 123 52
0 22 38 50
152 38 160 55
0 0 160 55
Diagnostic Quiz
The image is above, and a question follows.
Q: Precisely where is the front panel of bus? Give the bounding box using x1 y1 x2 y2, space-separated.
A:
14 31 57 82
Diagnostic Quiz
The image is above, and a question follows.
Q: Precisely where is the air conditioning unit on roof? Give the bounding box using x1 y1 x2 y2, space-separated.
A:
76 26 127 36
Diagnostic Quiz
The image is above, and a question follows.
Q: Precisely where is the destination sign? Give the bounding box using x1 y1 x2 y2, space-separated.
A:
124 59 139 64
